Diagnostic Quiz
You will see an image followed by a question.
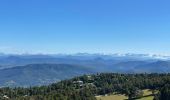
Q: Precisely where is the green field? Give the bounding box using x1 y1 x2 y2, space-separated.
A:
136 89 154 100
136 96 154 100
96 89 154 100
96 94 128 100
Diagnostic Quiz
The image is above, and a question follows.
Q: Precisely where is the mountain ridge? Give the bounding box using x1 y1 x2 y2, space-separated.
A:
0 64 95 87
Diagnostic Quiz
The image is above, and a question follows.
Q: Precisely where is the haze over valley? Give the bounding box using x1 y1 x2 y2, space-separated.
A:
0 53 170 87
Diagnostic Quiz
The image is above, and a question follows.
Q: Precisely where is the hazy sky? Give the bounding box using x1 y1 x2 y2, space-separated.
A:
0 0 170 55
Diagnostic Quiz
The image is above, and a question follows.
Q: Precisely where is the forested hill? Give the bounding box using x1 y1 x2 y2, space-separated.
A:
1 60 170 87
0 64 94 87
0 73 170 100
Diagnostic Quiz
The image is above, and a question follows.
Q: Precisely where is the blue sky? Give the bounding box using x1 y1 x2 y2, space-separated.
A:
0 0 170 55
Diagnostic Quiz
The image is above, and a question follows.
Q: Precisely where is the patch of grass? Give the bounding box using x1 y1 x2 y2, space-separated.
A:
143 89 153 96
136 89 154 100
136 96 154 100
96 94 128 100
96 89 156 100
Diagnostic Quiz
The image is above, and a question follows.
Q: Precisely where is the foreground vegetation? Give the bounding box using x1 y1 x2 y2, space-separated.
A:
96 93 128 100
96 89 154 100
0 73 170 100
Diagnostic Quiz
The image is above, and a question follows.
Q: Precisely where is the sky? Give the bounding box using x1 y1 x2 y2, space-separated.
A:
0 0 170 55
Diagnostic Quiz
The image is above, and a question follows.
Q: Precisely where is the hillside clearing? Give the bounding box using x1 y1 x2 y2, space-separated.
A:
96 89 154 100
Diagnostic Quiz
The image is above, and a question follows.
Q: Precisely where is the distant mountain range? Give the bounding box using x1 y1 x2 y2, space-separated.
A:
0 53 170 87
0 53 169 69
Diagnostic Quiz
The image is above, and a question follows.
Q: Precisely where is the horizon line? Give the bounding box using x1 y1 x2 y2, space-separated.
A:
0 52 170 57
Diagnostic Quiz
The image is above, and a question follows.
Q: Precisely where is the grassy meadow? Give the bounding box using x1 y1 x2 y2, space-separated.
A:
96 89 155 100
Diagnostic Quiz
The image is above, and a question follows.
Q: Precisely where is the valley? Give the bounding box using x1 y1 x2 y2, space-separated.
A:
0 54 170 87
0 73 169 100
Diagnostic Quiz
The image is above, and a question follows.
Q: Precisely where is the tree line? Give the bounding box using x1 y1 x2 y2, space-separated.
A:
0 73 170 100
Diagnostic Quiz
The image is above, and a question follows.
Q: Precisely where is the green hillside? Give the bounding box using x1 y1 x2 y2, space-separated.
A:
0 73 170 100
